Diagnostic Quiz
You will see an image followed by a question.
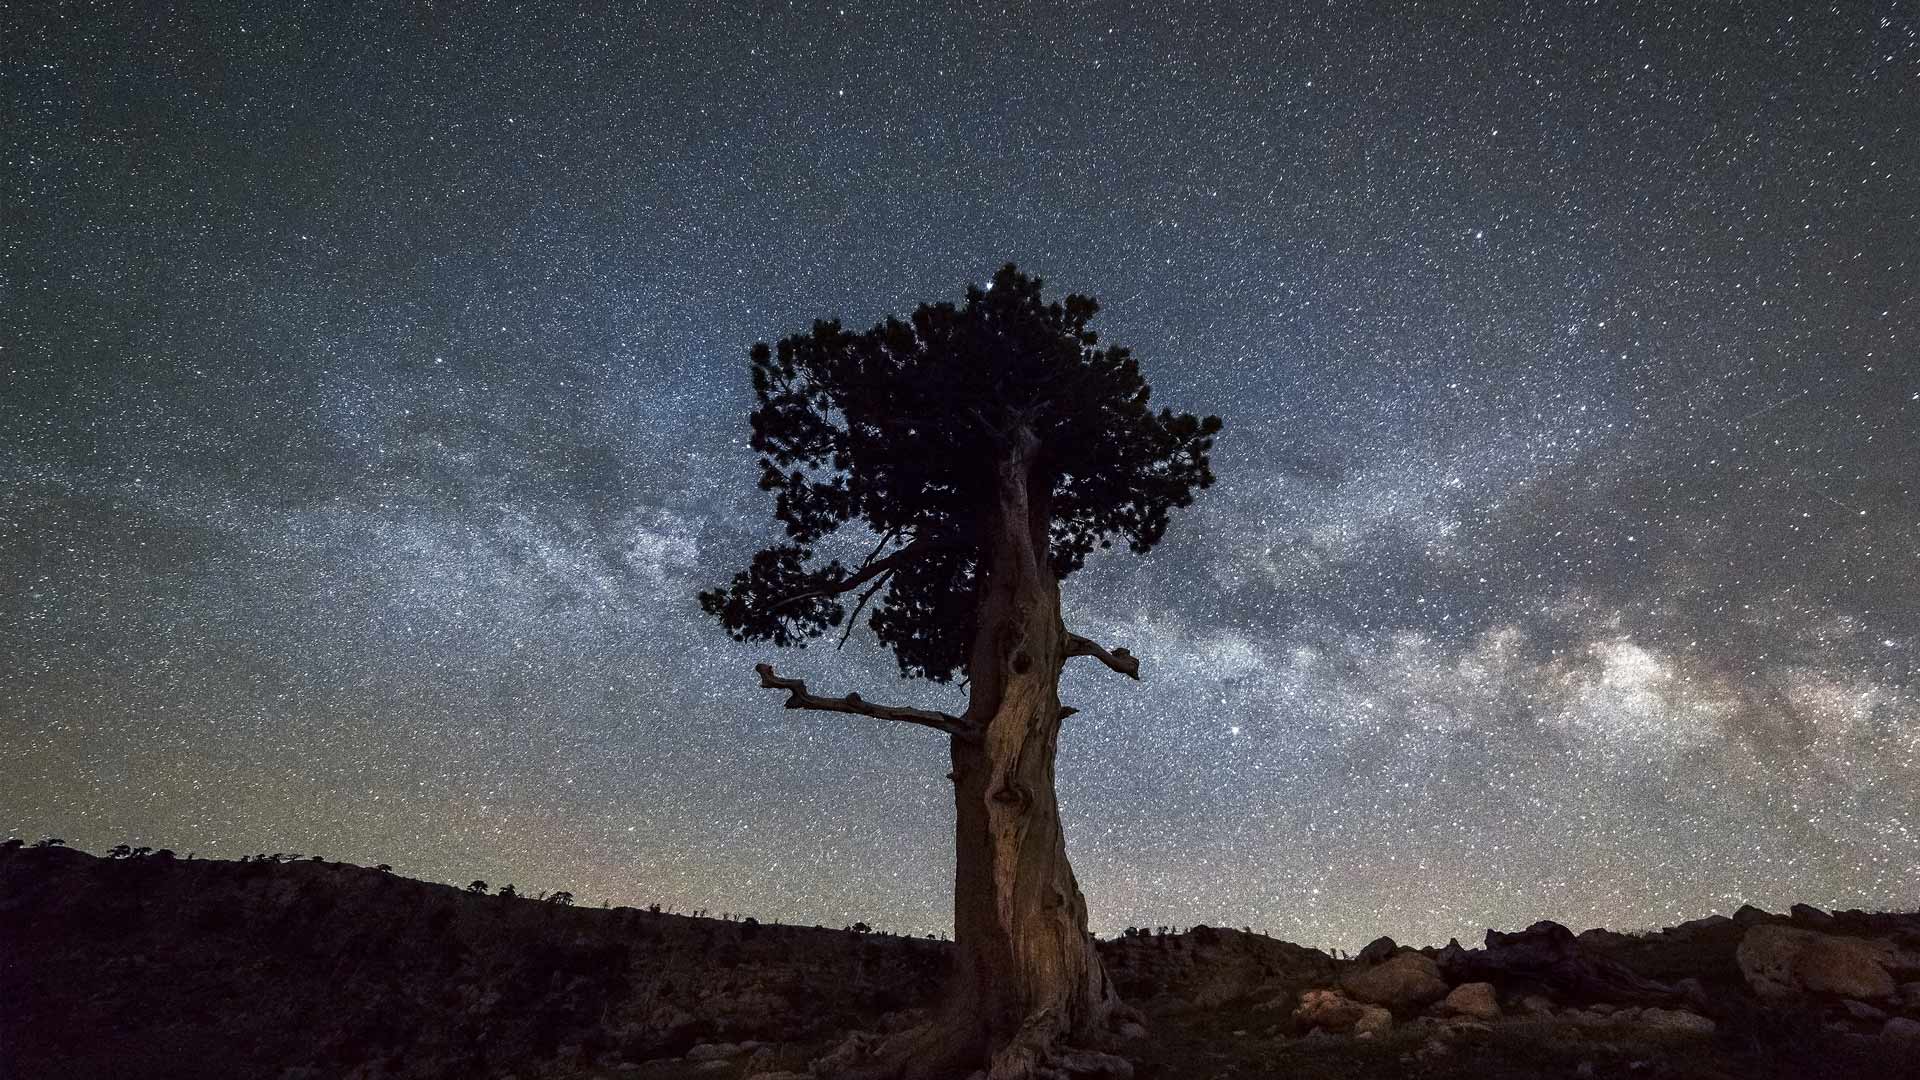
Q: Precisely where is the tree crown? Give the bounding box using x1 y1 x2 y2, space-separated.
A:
702 264 1221 681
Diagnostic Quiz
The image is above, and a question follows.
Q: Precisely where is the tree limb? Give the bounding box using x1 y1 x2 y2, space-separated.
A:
755 664 975 739
1064 632 1140 679
768 535 934 613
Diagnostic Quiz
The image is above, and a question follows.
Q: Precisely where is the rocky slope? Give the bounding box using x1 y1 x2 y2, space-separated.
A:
3 843 1917 1079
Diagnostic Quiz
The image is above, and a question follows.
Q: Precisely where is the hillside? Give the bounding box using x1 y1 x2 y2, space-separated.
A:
2 843 1917 1079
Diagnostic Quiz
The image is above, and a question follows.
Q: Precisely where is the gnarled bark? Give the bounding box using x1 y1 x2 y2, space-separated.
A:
897 426 1125 1079
760 427 1136 1079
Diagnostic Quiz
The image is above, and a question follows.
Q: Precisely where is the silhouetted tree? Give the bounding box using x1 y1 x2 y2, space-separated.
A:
376 863 392 872
132 846 153 858
701 265 1219 1078
467 880 488 895
547 891 574 906
498 884 517 899
109 844 132 859
33 837 65 848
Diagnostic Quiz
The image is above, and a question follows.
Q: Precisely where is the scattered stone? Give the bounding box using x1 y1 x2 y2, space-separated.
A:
1636 1008 1715 1034
1737 925 1899 1000
1341 952 1448 1008
1436 981 1500 1021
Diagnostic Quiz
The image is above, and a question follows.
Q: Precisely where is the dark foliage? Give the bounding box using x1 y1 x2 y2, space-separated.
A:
701 264 1221 681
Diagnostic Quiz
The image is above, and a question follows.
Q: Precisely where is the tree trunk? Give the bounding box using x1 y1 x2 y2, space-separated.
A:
897 427 1121 1079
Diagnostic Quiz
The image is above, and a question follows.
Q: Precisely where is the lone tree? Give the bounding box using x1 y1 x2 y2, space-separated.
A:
702 265 1220 1078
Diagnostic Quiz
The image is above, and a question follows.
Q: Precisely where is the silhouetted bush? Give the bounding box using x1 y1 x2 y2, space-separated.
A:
33 837 65 848
467 880 489 895
547 891 573 906
498 884 518 899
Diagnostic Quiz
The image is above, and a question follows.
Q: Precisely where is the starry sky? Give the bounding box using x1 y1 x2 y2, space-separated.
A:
3 2 1916 949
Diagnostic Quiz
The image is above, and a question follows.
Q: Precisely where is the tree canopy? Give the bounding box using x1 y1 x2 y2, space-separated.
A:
701 264 1221 682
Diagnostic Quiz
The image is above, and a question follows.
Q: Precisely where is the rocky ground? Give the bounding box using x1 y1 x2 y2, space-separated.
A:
3 842 1917 1079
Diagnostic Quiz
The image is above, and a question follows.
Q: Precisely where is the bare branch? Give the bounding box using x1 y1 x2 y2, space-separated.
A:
768 535 934 613
1064 632 1140 679
835 568 895 648
755 664 974 739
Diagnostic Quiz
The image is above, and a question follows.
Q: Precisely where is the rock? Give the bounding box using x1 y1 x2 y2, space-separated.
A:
1900 981 1920 1008
1636 1008 1715 1034
1117 1022 1148 1040
1791 903 1837 929
687 1042 758 1062
1357 935 1398 965
1293 989 1367 1032
1520 994 1554 1016
1669 914 1733 941
1436 982 1500 1021
1354 1005 1393 1036
1673 976 1711 1012
745 1073 811 1080
1842 999 1888 1022
1341 952 1448 1008
1737 925 1898 1000
1440 920 1673 1003
811 1031 884 1075
1049 1050 1134 1078
1885 1017 1920 1041
1733 904 1776 926
1252 992 1294 1012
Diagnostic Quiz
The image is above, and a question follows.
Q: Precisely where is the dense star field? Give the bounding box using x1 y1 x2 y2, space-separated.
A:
3 3 1915 948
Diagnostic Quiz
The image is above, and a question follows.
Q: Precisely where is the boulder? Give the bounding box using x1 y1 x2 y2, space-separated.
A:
1436 982 1501 1021
1635 1008 1715 1034
1439 921 1673 1004
1353 1005 1393 1036
1340 952 1448 1008
1293 989 1367 1032
1737 925 1897 1000
1841 999 1888 1023
1669 914 1733 941
1356 936 1398 965
1885 1017 1920 1042
686 1042 759 1062
1791 903 1837 929
1732 904 1776 927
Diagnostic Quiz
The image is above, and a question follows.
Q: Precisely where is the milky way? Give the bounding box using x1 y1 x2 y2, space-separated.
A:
3 2 1915 948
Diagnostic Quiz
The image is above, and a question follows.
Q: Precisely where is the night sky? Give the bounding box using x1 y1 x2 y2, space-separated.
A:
4 2 1916 949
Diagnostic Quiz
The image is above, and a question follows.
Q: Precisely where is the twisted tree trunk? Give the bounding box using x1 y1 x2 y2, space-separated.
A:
899 427 1124 1079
